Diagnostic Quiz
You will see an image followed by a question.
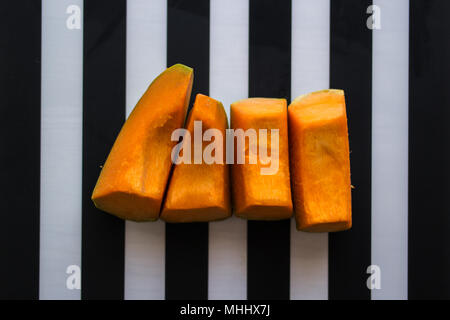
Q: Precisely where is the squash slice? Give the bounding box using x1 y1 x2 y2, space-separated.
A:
161 94 231 222
288 89 352 232
91 64 193 221
230 98 293 220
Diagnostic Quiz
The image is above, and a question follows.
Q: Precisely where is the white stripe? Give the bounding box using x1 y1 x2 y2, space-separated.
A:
290 0 330 300
40 0 83 300
124 0 166 300
371 0 409 300
208 0 248 300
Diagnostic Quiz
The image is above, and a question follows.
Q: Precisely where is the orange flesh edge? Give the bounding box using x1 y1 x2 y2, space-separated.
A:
91 64 193 221
230 98 293 220
288 90 352 232
161 94 231 223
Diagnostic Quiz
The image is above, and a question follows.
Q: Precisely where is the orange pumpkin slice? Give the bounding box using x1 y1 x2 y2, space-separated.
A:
161 94 231 222
91 64 193 221
230 98 293 220
288 89 352 232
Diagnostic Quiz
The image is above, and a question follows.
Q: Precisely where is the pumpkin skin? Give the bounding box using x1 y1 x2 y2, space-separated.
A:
161 94 231 222
91 64 193 221
288 89 352 232
230 98 293 220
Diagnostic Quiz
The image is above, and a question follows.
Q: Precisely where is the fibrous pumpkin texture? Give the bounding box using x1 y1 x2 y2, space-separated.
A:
288 89 352 232
91 64 193 221
161 94 231 222
230 98 293 220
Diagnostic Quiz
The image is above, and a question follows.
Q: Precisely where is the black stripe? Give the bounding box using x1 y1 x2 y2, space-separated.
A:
165 0 210 300
247 0 291 300
82 0 126 299
408 0 450 300
0 1 41 300
329 0 372 300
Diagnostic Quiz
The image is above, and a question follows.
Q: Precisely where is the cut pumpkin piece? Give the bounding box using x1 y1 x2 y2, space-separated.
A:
91 64 193 221
288 89 352 232
230 98 293 220
161 94 231 222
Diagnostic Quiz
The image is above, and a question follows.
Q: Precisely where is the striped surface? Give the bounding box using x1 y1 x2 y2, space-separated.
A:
165 0 210 300
248 0 292 300
81 0 126 299
0 0 41 300
329 0 373 300
408 0 450 300
0 0 448 300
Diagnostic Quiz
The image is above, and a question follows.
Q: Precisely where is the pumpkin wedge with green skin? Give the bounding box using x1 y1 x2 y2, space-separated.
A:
91 64 193 221
288 89 352 232
161 94 231 222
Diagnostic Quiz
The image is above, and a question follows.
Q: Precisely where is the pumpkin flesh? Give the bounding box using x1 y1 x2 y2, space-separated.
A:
91 64 193 221
230 98 293 220
288 90 352 232
161 94 231 222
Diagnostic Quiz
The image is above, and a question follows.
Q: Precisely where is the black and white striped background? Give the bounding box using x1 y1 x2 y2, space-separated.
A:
0 0 449 300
